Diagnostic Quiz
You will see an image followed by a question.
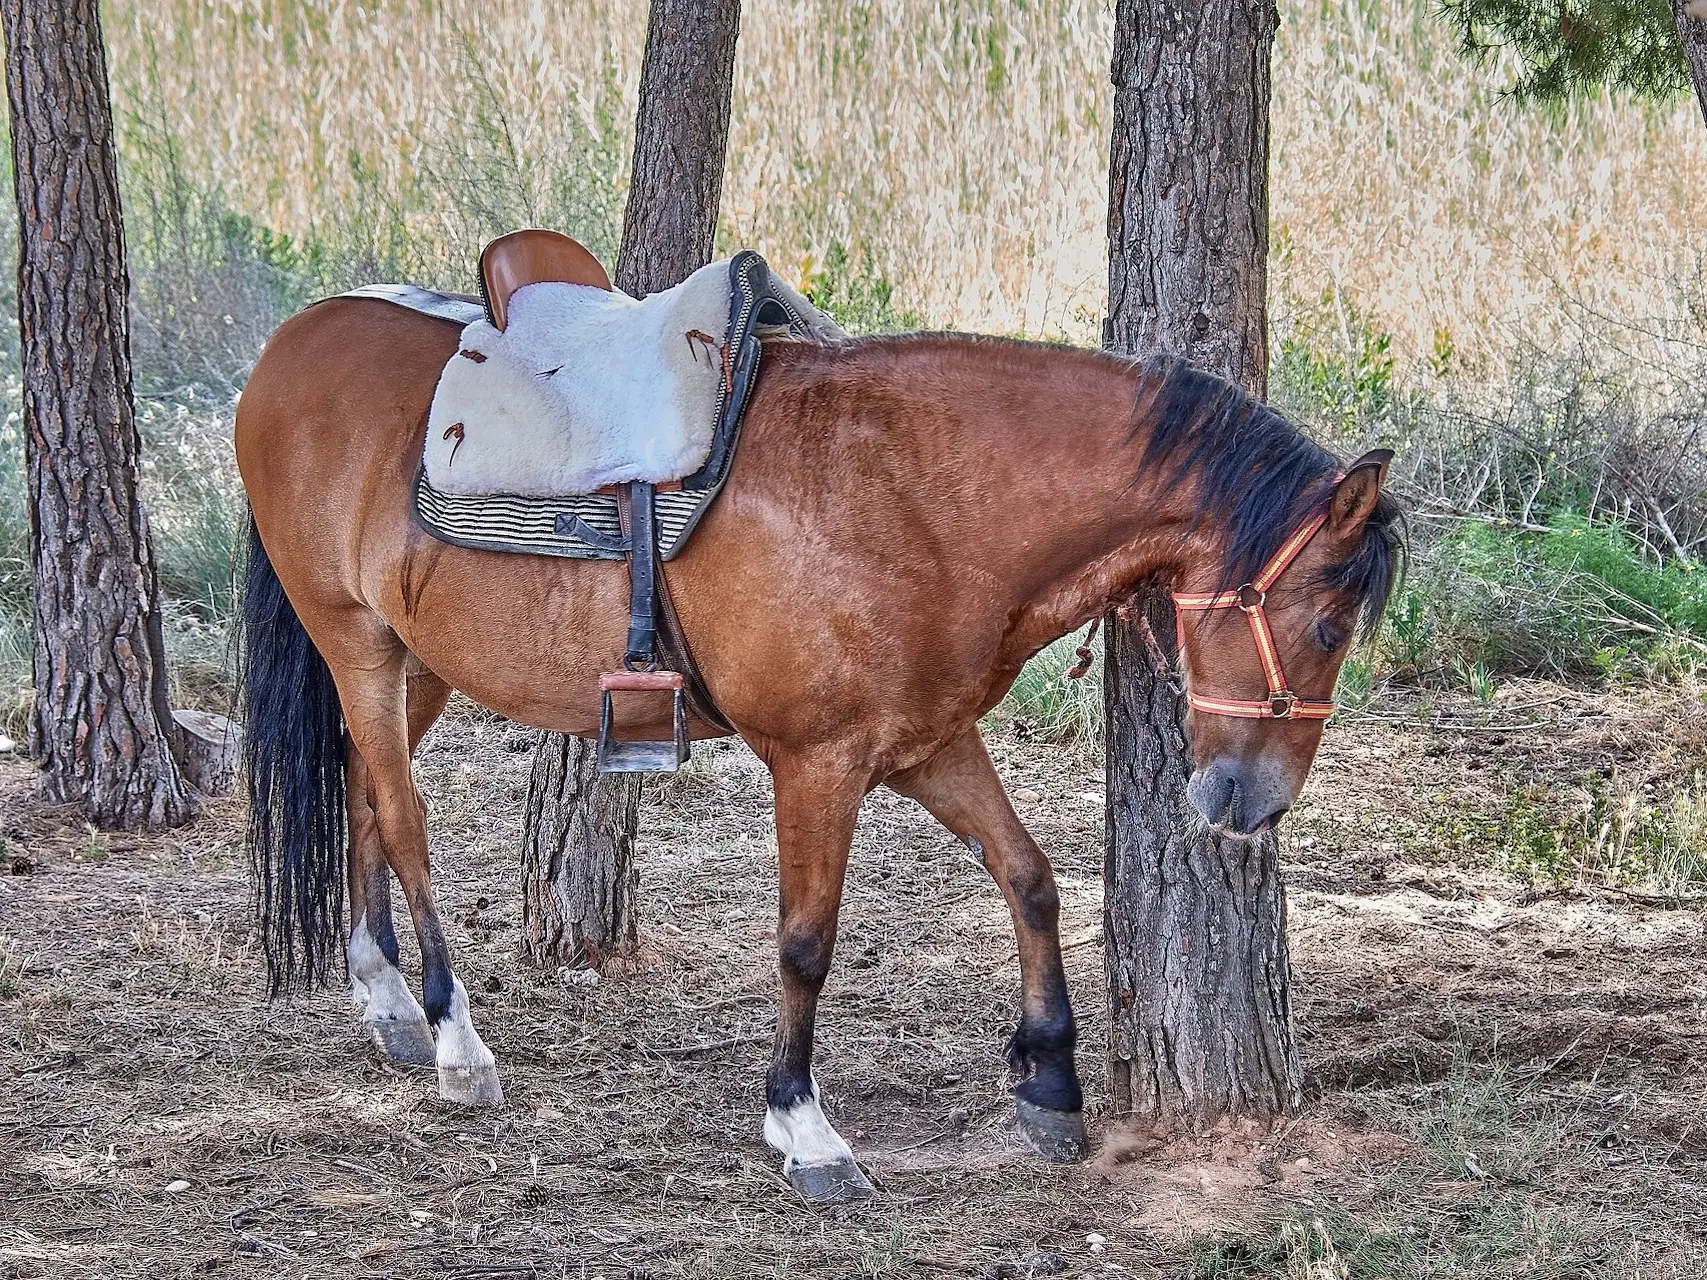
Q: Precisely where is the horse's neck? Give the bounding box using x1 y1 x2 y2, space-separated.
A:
755 338 1205 648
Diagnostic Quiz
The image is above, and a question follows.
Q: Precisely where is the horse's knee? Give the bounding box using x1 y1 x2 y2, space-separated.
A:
1005 854 1061 935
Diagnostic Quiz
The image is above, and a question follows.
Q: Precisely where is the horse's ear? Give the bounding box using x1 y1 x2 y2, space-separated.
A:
1328 449 1393 538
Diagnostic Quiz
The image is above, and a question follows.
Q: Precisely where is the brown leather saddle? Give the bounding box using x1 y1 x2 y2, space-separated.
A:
479 230 717 773
478 228 613 328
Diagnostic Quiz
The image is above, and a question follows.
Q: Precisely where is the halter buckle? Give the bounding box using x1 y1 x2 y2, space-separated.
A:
1236 583 1265 612
1267 691 1300 719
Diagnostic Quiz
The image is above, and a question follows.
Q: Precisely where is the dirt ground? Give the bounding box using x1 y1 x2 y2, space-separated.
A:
1 682 1705 1279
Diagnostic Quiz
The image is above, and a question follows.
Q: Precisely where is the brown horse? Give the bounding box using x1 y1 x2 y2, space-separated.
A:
235 299 1401 1203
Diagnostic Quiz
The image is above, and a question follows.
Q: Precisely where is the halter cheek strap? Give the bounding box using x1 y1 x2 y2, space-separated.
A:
1171 503 1337 722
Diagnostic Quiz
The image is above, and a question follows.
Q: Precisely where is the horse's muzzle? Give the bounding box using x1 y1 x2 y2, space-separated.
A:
1186 760 1291 838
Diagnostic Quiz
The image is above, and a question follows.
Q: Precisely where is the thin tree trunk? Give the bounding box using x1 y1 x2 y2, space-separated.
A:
1102 0 1300 1130
520 0 742 968
3 0 192 831
613 0 742 297
1673 1 1707 128
521 733 639 964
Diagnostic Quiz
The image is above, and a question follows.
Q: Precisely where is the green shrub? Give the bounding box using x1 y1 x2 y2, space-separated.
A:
803 242 924 335
1566 771 1707 894
1335 654 1376 710
1492 788 1572 882
989 632 1103 747
1273 313 1398 433
1538 513 1707 635
1380 515 1704 682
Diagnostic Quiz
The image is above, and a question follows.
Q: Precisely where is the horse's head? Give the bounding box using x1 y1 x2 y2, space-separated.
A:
1171 449 1400 838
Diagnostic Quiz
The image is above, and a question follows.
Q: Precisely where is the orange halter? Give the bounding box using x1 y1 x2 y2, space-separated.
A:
1171 502 1337 722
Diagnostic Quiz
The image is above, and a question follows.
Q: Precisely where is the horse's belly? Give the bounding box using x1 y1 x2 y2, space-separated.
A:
381 547 629 736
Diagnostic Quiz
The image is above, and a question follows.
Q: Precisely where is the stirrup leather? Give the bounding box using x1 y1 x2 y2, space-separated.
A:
595 480 694 773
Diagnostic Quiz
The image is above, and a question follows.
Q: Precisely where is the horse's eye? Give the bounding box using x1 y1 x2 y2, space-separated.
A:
1314 620 1349 653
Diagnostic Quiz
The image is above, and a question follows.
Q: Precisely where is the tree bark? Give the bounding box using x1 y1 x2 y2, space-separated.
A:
1673 1 1707 128
3 0 193 831
614 0 742 296
521 733 640 964
520 0 741 968
1102 0 1300 1129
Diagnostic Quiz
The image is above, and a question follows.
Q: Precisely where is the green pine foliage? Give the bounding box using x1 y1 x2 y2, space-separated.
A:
1442 0 1691 102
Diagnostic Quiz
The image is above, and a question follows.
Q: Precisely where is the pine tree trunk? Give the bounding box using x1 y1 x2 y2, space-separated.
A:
1673 1 1707 128
520 733 639 964
2 0 193 831
614 0 742 297
1102 0 1300 1130
520 0 741 968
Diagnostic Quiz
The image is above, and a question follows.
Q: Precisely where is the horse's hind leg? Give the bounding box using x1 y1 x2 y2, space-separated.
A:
325 620 502 1106
346 665 453 1067
887 728 1086 1161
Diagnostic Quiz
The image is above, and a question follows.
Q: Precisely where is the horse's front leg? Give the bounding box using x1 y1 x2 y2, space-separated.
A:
888 728 1086 1161
763 755 872 1203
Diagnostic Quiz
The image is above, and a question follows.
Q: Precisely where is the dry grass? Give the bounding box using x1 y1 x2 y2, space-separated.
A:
101 0 1707 386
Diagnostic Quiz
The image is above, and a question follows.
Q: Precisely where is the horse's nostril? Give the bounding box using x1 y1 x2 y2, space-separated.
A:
1186 766 1236 827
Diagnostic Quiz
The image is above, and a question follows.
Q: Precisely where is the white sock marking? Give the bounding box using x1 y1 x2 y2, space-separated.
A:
763 1078 855 1171
434 977 496 1073
348 919 428 1027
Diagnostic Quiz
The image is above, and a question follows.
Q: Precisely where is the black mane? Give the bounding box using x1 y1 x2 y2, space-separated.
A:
823 332 1403 634
1132 356 1404 634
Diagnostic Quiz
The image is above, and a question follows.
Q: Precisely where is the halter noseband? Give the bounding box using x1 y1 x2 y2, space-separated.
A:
1171 502 1337 722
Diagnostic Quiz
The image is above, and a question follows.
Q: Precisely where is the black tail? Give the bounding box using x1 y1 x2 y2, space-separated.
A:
240 514 346 995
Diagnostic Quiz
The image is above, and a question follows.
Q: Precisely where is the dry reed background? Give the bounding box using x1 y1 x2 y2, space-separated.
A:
103 0 1707 382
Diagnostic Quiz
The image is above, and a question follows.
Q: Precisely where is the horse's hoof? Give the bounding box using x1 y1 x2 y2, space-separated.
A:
787 1159 874 1205
368 1017 437 1067
1016 1098 1087 1163
438 1063 504 1107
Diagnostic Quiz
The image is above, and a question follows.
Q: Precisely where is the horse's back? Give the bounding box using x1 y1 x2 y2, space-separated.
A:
237 298 457 496
236 298 641 734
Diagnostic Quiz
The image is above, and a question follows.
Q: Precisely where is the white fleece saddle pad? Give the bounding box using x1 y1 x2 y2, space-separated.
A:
336 252 836 560
423 259 832 497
